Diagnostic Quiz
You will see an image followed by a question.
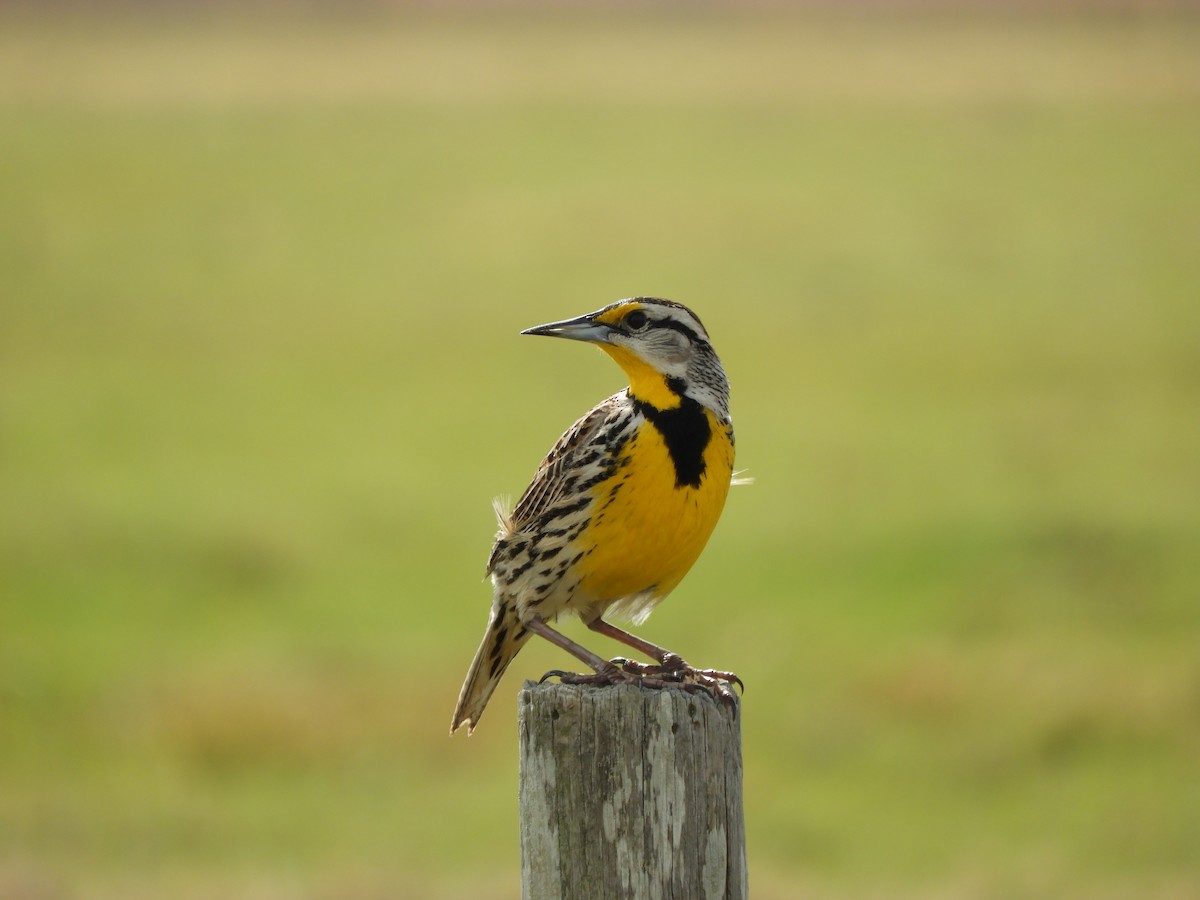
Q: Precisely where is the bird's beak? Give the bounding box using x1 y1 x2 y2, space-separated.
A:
521 312 612 344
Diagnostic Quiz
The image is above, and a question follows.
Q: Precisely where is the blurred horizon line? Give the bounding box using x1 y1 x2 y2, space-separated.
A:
2 0 1199 14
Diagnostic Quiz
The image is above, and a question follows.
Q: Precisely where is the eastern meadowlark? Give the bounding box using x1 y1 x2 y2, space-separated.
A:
450 297 740 735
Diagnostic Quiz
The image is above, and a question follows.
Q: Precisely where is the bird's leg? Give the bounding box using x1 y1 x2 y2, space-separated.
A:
526 618 636 687
585 616 744 696
527 618 723 694
585 617 676 666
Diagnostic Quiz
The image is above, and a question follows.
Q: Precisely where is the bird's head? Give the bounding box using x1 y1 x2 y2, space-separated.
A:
522 297 730 420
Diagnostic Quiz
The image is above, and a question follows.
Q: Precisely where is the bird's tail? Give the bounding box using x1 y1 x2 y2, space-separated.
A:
450 599 532 735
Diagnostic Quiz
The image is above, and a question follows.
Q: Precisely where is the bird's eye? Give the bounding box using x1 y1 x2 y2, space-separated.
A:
624 310 649 331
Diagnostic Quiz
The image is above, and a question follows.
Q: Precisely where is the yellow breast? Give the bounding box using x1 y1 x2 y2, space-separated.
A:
573 408 734 612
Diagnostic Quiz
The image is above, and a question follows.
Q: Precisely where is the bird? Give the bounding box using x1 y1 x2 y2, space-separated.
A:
450 297 740 735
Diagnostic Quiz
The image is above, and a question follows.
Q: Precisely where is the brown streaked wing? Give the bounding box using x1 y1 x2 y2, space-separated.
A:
508 393 624 533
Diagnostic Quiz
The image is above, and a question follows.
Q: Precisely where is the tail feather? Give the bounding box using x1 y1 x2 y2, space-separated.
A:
450 601 531 735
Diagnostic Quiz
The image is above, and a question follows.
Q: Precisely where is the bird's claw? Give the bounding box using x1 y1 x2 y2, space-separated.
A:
695 668 744 694
612 656 744 701
542 660 743 705
540 664 638 687
612 657 682 681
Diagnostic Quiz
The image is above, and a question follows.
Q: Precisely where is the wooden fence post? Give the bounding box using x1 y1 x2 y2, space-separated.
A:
518 680 747 900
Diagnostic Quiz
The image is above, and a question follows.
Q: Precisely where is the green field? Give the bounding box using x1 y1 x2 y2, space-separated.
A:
2 9 1199 898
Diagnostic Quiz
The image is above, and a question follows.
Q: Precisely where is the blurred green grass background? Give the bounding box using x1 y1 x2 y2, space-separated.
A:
2 7 1199 898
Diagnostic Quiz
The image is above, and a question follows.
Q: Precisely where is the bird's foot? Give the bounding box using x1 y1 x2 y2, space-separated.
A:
539 657 742 706
538 660 640 688
611 655 743 704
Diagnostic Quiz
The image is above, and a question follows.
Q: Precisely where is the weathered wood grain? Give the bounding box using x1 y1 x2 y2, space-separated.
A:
518 680 746 900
